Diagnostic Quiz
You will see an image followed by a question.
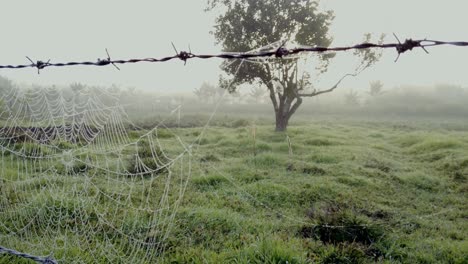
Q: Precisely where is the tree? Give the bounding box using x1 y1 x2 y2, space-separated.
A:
368 80 384 97
344 90 360 106
208 0 382 131
194 82 221 103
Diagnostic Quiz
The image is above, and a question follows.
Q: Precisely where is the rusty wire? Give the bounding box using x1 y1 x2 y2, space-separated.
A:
0 37 468 73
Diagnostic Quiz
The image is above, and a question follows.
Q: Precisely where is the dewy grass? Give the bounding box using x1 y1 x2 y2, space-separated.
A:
2 120 468 263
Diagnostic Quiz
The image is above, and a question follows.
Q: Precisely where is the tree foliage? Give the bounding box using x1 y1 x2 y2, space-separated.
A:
368 80 384 97
209 0 334 89
194 82 224 103
209 0 382 131
344 90 360 106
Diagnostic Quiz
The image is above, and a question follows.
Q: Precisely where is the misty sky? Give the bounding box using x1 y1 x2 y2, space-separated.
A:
1 1 467 94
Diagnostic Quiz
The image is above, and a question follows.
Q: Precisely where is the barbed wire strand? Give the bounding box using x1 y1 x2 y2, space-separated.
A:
0 245 57 264
1 37 468 73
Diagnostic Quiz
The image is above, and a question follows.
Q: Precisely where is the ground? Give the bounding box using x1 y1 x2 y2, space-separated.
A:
1 118 467 263
165 119 467 263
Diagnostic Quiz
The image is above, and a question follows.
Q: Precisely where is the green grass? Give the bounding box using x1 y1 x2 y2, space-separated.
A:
168 121 467 263
1 120 467 263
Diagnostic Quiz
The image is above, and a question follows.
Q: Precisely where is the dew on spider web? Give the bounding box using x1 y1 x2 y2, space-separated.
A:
60 150 75 172
0 83 193 263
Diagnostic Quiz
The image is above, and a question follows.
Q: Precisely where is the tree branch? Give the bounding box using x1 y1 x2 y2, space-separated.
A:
268 81 279 112
263 65 279 112
298 67 366 98
287 96 303 118
288 63 297 88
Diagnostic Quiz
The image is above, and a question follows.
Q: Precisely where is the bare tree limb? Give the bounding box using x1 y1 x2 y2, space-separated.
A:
298 67 367 98
263 65 279 112
267 81 279 112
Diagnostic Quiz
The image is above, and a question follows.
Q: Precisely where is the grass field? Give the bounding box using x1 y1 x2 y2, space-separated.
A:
1 118 467 263
157 120 467 263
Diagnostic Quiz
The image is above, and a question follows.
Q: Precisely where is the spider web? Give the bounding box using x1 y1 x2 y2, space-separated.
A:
0 83 193 263
0 51 250 262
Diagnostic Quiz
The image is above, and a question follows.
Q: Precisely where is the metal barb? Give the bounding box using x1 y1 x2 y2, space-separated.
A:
393 33 429 62
25 56 51 74
275 41 290 58
420 39 430 54
275 47 290 58
171 42 178 54
393 33 403 62
179 51 192 65
172 42 192 65
97 48 120 70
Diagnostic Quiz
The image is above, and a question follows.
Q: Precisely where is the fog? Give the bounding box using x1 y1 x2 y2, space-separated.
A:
1 0 468 94
1 2 468 262
1 1 468 127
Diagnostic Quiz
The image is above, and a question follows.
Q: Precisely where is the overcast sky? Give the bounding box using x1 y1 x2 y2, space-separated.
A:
1 0 467 94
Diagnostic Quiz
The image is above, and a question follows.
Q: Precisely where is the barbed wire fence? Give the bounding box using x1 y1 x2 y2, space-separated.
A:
0 37 468 74
1 35 468 263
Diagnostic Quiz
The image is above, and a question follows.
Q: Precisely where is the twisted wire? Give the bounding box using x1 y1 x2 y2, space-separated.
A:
1 38 467 73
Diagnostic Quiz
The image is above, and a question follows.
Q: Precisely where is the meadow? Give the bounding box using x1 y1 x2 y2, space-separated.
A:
1 112 467 263
158 118 467 263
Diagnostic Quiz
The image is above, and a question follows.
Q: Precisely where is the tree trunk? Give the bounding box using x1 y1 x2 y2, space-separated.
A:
274 98 292 132
273 96 302 132
265 73 303 132
275 113 289 132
